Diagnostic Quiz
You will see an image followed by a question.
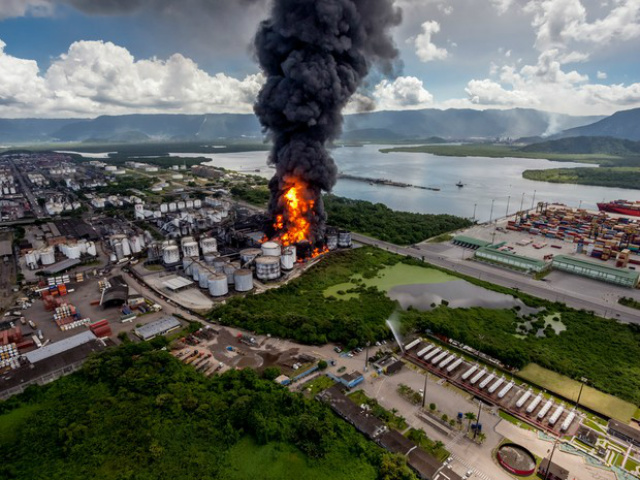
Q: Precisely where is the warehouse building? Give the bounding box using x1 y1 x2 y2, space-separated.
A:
134 316 182 341
452 236 492 250
608 419 640 448
475 247 548 273
552 255 640 288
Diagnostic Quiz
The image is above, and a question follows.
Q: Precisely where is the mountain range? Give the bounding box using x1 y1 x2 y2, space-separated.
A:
0 107 638 144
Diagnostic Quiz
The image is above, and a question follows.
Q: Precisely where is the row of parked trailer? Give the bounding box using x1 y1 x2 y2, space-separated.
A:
404 338 577 432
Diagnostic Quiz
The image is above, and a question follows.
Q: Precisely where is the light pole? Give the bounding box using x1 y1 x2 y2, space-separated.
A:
422 372 429 409
531 190 537 210
506 195 511 219
544 437 560 480
489 199 495 224
474 400 482 440
519 192 525 212
473 203 477 221
578 200 583 210
575 377 588 410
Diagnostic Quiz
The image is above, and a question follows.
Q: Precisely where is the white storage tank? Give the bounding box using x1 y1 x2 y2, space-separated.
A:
65 244 81 260
326 232 339 251
181 236 195 246
200 237 218 254
160 203 169 214
109 253 117 263
186 200 194 209
121 238 131 257
212 257 228 273
194 199 202 209
169 202 177 212
234 269 254 292
183 241 199 258
256 256 281 281
208 274 229 297
338 231 352 248
240 248 262 265
224 261 240 285
203 254 218 265
163 245 180 265
25 251 38 269
129 236 142 254
182 256 193 274
86 242 97 257
261 241 281 257
113 241 125 260
177 201 186 210
191 264 200 281
281 246 297 270
199 270 210 289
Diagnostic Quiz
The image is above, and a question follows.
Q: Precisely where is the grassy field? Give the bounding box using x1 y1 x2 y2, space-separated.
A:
0 404 40 445
223 437 378 480
518 364 639 422
303 376 336 396
498 410 536 432
324 262 456 299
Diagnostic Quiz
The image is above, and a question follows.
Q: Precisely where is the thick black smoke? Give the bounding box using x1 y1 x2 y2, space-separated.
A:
255 0 402 243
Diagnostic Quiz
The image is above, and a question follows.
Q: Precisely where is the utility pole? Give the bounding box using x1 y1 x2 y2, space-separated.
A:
489 199 495 224
506 195 511 219
575 377 588 410
472 203 477 221
364 342 370 372
543 437 559 480
519 192 525 212
422 372 428 409
531 190 537 210
474 400 482 440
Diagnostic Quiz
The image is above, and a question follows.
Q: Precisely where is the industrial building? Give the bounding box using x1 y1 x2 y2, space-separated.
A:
552 255 639 288
608 419 640 447
328 370 365 389
134 316 182 341
537 458 569 480
475 246 548 273
452 235 492 250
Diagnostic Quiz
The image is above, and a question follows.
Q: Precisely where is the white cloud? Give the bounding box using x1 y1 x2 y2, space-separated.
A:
373 76 434 110
413 21 449 62
489 0 514 14
597 70 607 79
437 4 454 15
0 0 52 19
0 39 264 118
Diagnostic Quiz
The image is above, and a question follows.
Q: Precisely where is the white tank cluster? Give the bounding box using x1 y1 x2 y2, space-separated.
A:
280 246 297 271
208 274 228 297
40 247 56 265
224 262 240 285
338 231 352 248
182 240 200 258
326 231 339 250
234 269 254 292
200 237 218 255
240 248 262 265
261 241 281 257
163 245 180 265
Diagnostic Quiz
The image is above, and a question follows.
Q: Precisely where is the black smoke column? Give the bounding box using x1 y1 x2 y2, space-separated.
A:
254 0 401 245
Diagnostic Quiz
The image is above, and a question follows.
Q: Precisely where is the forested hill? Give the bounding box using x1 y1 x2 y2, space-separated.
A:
557 107 640 141
0 343 416 480
521 136 640 156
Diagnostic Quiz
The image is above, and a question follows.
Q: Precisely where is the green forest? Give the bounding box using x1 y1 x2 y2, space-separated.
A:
323 195 474 245
0 343 416 480
522 167 640 190
212 247 640 405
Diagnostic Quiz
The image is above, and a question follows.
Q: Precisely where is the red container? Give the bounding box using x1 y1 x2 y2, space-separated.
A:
92 326 112 337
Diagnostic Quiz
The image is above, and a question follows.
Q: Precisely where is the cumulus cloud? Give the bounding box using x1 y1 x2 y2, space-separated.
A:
489 0 514 14
597 70 607 79
0 0 52 19
373 76 434 110
413 21 448 62
0 39 263 118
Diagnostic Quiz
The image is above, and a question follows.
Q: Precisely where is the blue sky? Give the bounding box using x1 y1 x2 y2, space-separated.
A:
1 0 639 118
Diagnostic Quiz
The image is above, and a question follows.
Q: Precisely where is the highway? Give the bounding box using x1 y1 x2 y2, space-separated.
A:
8 158 45 218
351 232 640 325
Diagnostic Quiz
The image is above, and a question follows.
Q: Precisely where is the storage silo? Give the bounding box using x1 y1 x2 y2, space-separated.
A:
326 231 339 250
163 245 180 265
281 246 296 270
212 257 228 274
87 242 97 256
186 200 194 209
203 254 218 265
182 256 192 274
199 270 210 289
240 248 262 265
121 238 132 257
200 237 218 254
224 262 240 285
177 201 186 210
234 270 254 292
113 241 125 260
183 241 199 258
25 251 38 269
191 264 200 281
261 241 281 257
338 231 352 248
160 203 169 214
256 256 281 281
169 202 177 212
208 274 229 297
194 199 202 209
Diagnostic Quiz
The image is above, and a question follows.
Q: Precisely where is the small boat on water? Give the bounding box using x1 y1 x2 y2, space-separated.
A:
456 181 464 187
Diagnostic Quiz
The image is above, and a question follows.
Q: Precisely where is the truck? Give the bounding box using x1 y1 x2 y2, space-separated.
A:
28 320 37 330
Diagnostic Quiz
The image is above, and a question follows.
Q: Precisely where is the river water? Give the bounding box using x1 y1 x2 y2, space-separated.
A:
182 145 638 222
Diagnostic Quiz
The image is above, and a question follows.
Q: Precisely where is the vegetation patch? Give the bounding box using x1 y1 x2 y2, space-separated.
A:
619 297 640 310
348 389 408 431
0 343 416 480
518 364 638 422
522 167 640 190
323 195 473 245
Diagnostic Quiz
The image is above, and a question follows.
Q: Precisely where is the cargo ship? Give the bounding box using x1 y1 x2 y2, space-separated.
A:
597 200 640 217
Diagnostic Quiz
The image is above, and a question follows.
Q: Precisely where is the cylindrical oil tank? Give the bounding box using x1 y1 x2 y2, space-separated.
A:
163 245 180 265
200 237 218 254
113 241 125 260
212 257 228 274
191 264 200 281
199 270 210 289
208 274 229 297
338 231 352 248
281 246 297 270
326 232 339 250
182 256 192 274
224 261 240 285
183 241 199 258
169 202 177 212
160 203 168 213
186 200 194 209
240 248 262 265
194 199 202 209
234 269 254 292
261 241 281 257
181 236 195 247
121 238 131 257
177 201 186 210
203 254 218 265
256 256 281 281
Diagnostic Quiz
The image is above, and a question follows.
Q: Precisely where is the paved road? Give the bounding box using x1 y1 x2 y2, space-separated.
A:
351 232 640 324
8 158 45 218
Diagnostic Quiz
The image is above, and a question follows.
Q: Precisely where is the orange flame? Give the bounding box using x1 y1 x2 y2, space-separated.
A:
273 180 315 247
